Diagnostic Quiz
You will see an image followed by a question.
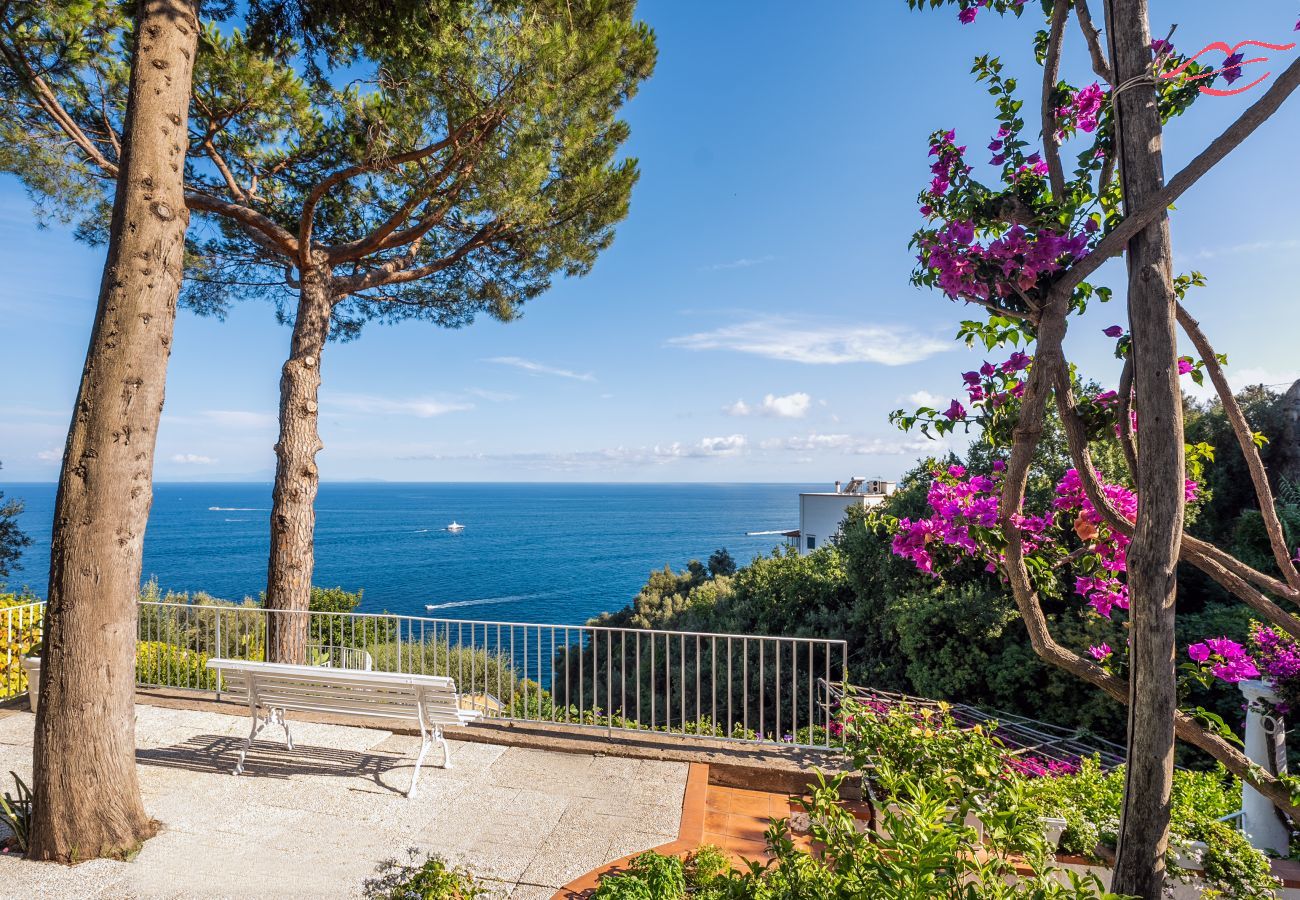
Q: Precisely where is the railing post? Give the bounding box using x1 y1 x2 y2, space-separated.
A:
214 610 223 699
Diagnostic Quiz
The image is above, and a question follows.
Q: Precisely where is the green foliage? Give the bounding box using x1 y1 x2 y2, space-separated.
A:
136 641 218 691
595 772 1118 899
0 592 42 699
0 464 31 580
1 0 658 335
1024 761 1278 899
590 851 686 899
363 849 484 899
0 771 34 854
707 548 737 578
605 384 1293 755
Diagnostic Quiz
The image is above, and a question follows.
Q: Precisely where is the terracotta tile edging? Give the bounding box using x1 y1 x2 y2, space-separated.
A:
552 762 709 899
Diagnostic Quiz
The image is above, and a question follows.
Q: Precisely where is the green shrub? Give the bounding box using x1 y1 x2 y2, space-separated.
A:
0 592 42 698
1024 760 1278 899
136 640 217 690
363 850 484 899
591 851 686 899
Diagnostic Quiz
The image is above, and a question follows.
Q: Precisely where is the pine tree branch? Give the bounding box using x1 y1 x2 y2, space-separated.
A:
297 111 498 256
184 190 298 257
0 39 119 178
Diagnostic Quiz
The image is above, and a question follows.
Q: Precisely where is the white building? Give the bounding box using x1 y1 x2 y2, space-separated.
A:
794 477 895 554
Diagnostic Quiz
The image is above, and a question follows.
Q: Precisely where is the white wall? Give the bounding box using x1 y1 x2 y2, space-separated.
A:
797 493 884 554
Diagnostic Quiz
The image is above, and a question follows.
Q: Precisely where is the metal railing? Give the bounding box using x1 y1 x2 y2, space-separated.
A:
1 600 44 701
4 599 847 748
135 600 848 749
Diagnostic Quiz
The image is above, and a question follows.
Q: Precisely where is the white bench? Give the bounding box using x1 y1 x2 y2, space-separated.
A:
205 658 482 798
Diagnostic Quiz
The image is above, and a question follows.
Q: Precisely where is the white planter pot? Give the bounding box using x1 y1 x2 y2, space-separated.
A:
20 656 40 713
1040 816 1068 850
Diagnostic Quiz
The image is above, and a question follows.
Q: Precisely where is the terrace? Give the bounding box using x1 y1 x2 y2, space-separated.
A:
0 599 848 897
2 598 1297 898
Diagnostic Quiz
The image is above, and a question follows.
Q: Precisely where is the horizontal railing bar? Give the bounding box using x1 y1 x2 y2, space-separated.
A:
137 602 848 648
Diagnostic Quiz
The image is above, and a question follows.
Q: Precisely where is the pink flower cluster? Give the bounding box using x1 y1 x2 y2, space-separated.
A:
920 224 1089 304
1188 638 1259 684
893 465 1003 575
1251 625 1300 689
955 0 1029 25
958 355 1030 413
1005 754 1081 778
1055 82 1106 137
1053 469 1135 617
924 129 970 201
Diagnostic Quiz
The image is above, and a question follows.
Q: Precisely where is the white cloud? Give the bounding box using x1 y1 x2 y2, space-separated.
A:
171 453 216 465
704 255 775 271
398 434 748 469
761 433 939 455
465 388 517 403
907 390 943 408
669 317 949 366
726 392 812 419
35 448 61 461
655 434 747 458
1182 238 1300 262
485 356 595 382
327 393 474 418
164 409 276 429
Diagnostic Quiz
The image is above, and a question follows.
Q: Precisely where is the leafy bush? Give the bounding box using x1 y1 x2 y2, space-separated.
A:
136 641 217 690
593 776 1116 900
590 851 686 899
363 849 484 899
0 771 33 854
1024 759 1278 899
0 592 42 698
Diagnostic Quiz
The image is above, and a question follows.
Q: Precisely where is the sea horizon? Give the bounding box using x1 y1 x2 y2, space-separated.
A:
1 481 821 627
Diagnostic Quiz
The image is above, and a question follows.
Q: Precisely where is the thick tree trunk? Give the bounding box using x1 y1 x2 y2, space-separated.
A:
1106 2 1184 896
28 0 198 863
265 259 333 663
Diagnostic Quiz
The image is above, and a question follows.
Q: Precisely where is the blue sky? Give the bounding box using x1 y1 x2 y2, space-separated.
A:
2 1 1298 483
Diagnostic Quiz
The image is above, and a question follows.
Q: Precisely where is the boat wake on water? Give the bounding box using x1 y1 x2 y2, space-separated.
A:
425 590 561 612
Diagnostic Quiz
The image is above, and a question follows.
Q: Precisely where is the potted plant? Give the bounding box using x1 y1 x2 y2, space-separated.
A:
19 641 41 713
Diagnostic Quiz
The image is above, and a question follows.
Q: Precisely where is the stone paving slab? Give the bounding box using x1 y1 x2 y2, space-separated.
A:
0 704 686 898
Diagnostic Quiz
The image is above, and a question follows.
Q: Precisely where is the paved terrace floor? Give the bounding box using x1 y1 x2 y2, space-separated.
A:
0 704 688 899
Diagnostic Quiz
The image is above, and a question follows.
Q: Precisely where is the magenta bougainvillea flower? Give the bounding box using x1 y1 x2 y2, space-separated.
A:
1150 38 1174 56
1221 52 1246 85
1103 325 1124 338
1177 358 1194 375
1089 644 1113 662
1187 638 1259 684
958 7 977 24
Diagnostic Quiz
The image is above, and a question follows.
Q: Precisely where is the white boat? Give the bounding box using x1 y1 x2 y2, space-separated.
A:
446 521 465 532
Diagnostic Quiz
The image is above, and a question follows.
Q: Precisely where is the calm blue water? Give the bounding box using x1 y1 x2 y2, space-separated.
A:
1 483 810 624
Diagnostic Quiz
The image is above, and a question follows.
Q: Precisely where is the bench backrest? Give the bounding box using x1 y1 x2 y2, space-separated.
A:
207 659 472 724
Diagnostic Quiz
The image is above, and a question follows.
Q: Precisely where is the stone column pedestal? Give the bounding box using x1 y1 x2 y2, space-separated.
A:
1238 679 1290 854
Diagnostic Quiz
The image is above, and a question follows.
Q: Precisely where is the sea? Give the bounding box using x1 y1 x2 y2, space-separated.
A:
0 482 814 625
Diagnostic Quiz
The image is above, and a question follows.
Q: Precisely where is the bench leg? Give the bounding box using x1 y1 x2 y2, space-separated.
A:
273 708 294 750
408 725 433 799
234 712 267 776
436 724 452 769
